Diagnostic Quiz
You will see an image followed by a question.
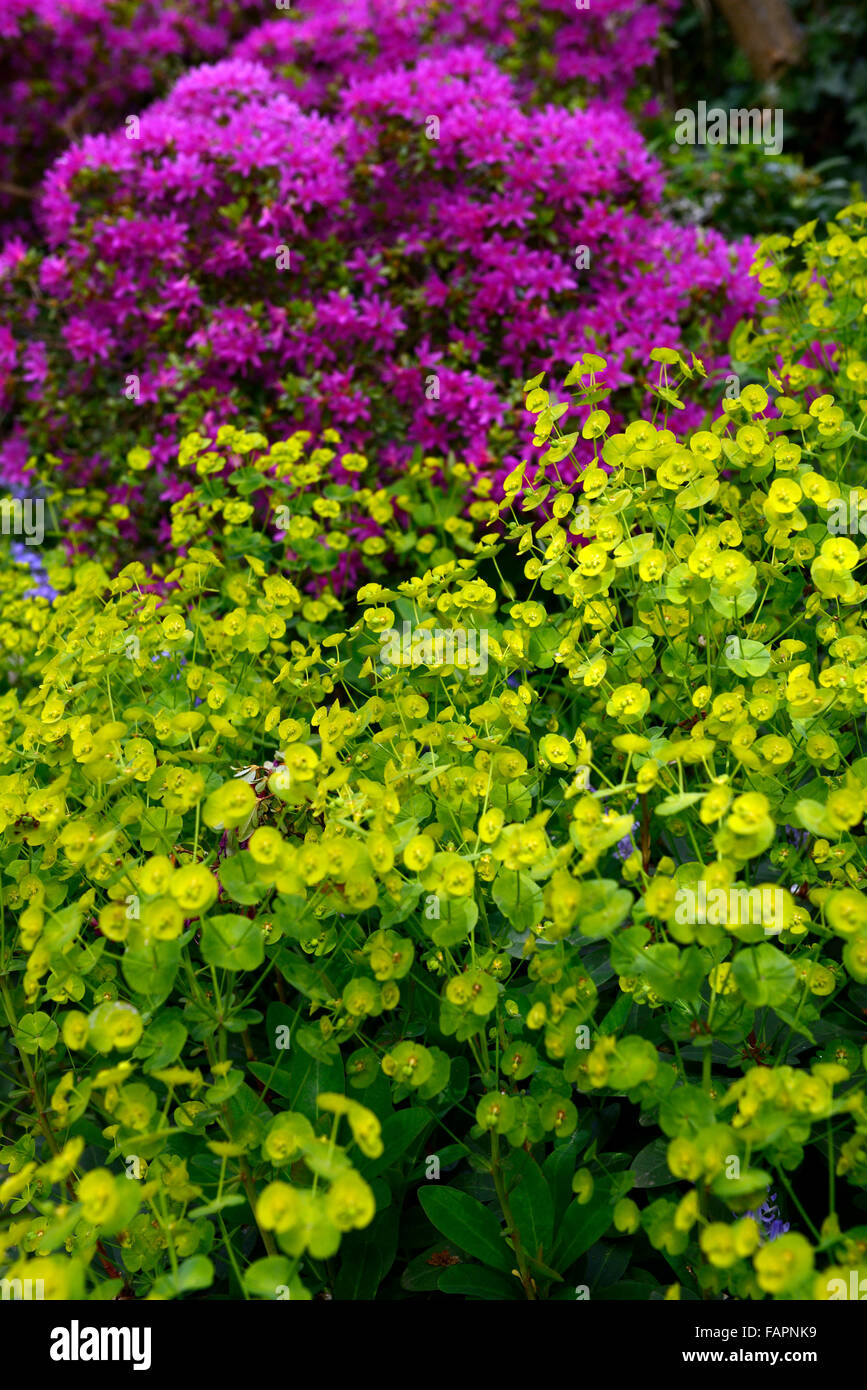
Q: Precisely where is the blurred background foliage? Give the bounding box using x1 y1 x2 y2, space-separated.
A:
649 0 867 237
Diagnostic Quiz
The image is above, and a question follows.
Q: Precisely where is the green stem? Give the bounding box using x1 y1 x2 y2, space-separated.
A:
239 1159 278 1257
0 976 60 1156
773 1164 821 1242
490 1132 536 1300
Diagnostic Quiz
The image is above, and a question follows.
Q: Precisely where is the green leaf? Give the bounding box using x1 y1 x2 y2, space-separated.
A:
596 1280 661 1300
218 852 270 905
543 1133 593 1222
40 905 83 953
709 585 757 619
732 944 796 1007
264 1001 295 1059
380 880 424 928
610 926 652 976
15 1011 58 1054
294 1023 340 1063
710 1168 773 1206
201 914 265 972
121 940 181 1009
273 950 334 1002
401 1244 462 1292
138 807 184 854
492 869 544 932
639 943 706 1003
632 1138 677 1188
88 1280 126 1301
596 992 633 1037
173 1255 216 1293
419 1187 512 1273
659 1085 716 1138
34 1207 85 1252
504 1148 554 1259
430 897 478 947
723 638 771 677
675 475 719 509
655 792 704 816
152 1255 215 1299
613 533 654 567
528 626 562 670
333 1208 399 1300
794 798 835 838
243 1256 292 1299
188 1194 247 1221
437 1264 521 1299
137 1014 187 1073
551 1195 614 1273
578 884 633 939
362 1109 430 1180
587 1240 631 1291
204 1069 245 1104
773 1000 817 1046
544 432 578 463
285 1042 345 1122
248 1060 294 1099
565 352 607 384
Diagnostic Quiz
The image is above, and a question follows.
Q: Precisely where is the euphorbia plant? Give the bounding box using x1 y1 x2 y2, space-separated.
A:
732 203 867 426
4 216 867 1299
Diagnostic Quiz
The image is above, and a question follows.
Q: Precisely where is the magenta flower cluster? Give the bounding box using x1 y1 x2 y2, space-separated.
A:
232 0 681 109
0 0 265 230
0 0 757 534
0 0 678 229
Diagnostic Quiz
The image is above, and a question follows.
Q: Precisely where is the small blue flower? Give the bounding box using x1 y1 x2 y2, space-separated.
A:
10 540 58 602
613 797 640 861
784 824 809 850
745 1190 790 1243
614 832 637 861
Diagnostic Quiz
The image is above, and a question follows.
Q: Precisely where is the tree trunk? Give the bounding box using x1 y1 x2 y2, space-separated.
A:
714 0 804 83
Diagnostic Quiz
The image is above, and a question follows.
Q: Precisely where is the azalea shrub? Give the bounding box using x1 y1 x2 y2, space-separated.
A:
0 0 264 228
0 0 679 230
4 221 867 1298
232 0 680 111
0 33 756 528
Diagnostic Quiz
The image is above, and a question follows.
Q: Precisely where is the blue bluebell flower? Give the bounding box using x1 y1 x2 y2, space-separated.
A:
745 1191 790 1242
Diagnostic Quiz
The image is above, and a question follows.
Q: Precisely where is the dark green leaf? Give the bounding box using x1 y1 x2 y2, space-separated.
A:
419 1187 512 1273
437 1264 521 1299
504 1148 554 1260
551 1196 614 1273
